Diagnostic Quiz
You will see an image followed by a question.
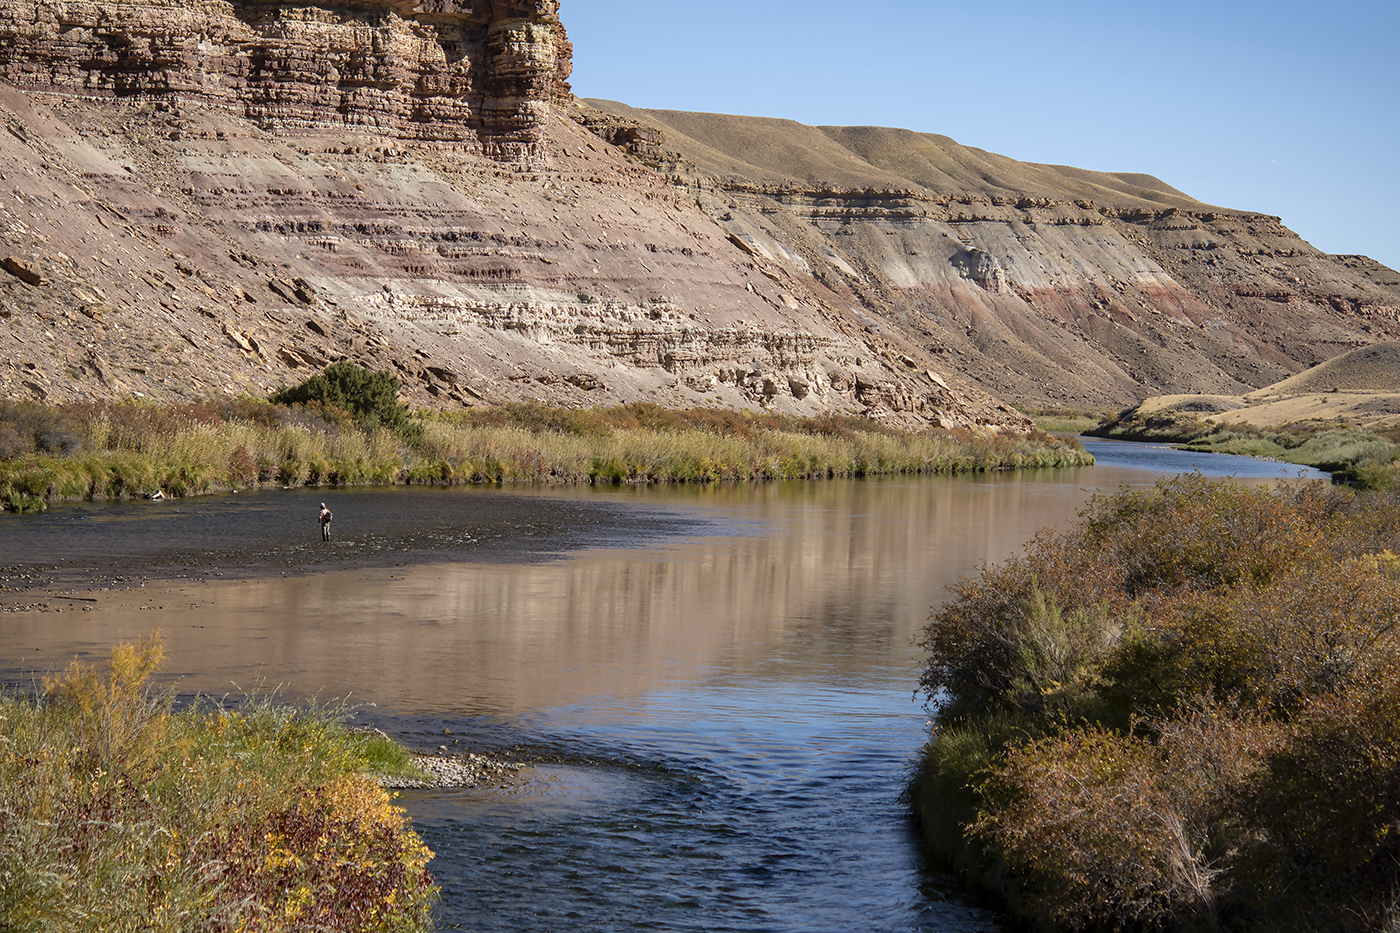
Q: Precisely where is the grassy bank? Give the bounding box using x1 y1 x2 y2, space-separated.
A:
908 474 1400 932
0 396 1093 511
0 635 436 932
1088 406 1400 488
1024 407 1112 435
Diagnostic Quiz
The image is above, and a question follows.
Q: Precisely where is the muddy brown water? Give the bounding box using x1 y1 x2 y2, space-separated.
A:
0 440 1324 931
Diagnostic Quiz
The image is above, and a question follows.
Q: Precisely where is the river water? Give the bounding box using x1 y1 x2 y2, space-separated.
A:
0 440 1325 931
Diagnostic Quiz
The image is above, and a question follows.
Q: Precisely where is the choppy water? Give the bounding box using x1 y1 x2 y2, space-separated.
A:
0 441 1325 931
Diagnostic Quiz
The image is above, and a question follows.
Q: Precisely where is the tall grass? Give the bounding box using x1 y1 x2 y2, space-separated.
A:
0 635 436 932
0 399 1093 509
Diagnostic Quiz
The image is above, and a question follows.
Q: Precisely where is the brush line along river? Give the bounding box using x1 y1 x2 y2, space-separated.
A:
0 440 1325 931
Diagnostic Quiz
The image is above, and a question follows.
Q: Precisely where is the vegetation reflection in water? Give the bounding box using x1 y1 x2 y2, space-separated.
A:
0 445 1307 931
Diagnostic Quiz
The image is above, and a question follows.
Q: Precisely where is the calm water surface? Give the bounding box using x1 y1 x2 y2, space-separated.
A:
0 440 1325 931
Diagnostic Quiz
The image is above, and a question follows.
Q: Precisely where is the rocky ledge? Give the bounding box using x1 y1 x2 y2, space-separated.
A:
0 0 573 161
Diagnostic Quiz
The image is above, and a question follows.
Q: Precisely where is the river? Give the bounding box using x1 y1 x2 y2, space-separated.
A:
0 439 1325 931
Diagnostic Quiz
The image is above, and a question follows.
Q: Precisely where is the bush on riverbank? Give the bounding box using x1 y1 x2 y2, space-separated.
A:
908 473 1400 932
272 363 414 436
0 392 1093 509
1087 408 1400 489
0 635 437 932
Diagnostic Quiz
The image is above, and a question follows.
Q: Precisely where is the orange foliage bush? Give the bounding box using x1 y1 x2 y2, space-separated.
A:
913 474 1400 932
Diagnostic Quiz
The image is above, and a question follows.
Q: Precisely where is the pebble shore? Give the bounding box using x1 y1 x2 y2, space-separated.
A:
381 752 525 789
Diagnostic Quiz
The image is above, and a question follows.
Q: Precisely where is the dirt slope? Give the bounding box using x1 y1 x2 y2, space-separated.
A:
1117 342 1400 430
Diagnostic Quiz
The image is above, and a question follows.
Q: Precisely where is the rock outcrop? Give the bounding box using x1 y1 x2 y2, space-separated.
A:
0 0 572 160
0 12 1017 432
585 103 1400 410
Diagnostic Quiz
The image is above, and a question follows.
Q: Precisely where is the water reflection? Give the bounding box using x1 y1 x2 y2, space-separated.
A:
0 444 1329 932
0 471 1116 709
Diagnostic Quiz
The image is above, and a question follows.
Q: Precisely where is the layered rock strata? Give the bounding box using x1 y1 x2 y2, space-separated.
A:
0 71 1017 430
0 0 572 160
586 103 1400 409
4 0 1397 429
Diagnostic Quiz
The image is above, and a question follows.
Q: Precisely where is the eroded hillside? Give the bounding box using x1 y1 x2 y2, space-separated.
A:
0 0 1396 427
586 102 1400 409
0 0 1021 430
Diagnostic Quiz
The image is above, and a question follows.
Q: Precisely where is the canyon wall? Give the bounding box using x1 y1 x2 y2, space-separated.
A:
0 0 1397 430
0 0 1017 431
0 0 573 159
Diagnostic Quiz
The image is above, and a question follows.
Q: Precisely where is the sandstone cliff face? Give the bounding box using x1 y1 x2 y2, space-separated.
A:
3 1 1395 430
0 1 1020 433
0 0 572 159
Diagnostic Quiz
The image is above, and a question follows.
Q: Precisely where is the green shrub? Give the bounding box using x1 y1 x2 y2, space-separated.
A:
272 363 409 432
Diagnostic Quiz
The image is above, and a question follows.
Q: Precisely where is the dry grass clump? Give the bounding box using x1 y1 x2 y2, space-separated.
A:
0 394 1092 509
0 635 436 932
909 473 1400 932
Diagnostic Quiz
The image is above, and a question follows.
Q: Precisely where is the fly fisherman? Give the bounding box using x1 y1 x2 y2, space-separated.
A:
318 502 333 541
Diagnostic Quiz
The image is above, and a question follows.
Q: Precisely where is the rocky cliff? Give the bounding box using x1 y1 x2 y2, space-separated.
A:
0 0 1022 431
1 0 1396 430
0 0 573 159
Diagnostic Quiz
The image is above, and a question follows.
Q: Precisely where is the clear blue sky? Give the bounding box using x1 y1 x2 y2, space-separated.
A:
566 0 1400 272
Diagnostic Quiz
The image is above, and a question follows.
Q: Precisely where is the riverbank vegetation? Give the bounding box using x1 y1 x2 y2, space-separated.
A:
0 635 436 932
0 366 1092 511
908 473 1400 932
1088 406 1400 488
1024 407 1112 435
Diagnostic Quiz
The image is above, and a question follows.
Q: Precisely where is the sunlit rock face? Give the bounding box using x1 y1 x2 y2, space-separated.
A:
0 0 572 159
586 104 1400 409
0 1 1029 431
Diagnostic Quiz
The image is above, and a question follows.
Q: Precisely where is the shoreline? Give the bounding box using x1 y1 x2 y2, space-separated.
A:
391 753 529 790
2 573 538 795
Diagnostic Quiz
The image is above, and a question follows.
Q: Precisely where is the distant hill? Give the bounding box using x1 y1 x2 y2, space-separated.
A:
1102 342 1400 431
1261 342 1400 395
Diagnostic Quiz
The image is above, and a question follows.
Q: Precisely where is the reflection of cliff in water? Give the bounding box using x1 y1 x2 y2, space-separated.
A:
0 471 1103 713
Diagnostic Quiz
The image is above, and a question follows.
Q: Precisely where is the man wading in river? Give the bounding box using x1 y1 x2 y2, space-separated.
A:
319 502 333 541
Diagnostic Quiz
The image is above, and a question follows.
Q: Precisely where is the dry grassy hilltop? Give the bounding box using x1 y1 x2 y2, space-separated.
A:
1114 341 1400 432
0 0 1397 428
